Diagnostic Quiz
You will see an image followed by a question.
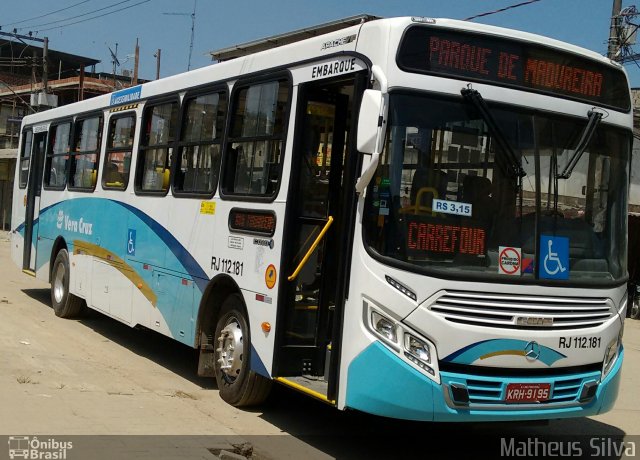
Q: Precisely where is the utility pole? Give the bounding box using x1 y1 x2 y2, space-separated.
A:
78 66 85 101
163 0 197 71
188 0 196 71
608 0 623 59
154 49 161 80
42 37 49 93
108 43 120 89
133 38 139 85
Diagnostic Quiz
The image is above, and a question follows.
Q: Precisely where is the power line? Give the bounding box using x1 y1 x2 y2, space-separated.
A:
22 0 135 30
464 0 542 22
38 0 151 32
163 0 197 71
1 0 92 28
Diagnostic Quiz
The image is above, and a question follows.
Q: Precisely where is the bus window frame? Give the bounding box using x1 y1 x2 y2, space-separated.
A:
18 128 33 189
43 119 73 191
172 85 229 199
134 95 181 197
102 111 138 191
68 112 103 193
219 71 293 203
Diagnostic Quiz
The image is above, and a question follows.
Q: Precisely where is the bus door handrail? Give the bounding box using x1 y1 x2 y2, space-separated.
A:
287 216 334 282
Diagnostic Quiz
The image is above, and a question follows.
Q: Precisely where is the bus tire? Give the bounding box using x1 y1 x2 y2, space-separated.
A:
51 249 85 318
214 293 272 407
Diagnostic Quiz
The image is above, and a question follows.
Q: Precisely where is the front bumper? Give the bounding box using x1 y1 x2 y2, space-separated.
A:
345 341 623 421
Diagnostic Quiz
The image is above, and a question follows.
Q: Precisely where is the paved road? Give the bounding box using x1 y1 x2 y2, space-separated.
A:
0 233 638 459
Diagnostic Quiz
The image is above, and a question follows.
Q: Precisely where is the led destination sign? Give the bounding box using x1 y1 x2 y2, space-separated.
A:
405 216 486 257
397 27 630 111
229 209 276 236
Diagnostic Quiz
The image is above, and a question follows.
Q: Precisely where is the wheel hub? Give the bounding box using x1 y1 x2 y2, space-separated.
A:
216 319 243 381
53 261 66 304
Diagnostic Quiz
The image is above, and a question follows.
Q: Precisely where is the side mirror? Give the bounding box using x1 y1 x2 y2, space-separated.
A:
357 89 383 155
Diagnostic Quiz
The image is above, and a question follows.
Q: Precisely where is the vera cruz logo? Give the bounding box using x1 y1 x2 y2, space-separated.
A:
56 210 64 229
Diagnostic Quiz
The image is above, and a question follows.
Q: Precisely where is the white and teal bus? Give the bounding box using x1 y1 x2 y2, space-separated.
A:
11 15 631 421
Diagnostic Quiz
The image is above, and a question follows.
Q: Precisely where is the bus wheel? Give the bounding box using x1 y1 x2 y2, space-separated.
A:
51 249 85 318
214 294 272 406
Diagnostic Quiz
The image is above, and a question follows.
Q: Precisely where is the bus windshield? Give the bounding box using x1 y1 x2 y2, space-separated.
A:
363 92 630 285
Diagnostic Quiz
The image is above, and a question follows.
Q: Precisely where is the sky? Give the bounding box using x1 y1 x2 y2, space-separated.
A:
2 0 640 87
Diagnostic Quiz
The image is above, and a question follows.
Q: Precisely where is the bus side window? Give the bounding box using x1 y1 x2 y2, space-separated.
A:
135 101 179 194
44 122 72 189
174 90 227 196
69 114 102 191
102 113 136 191
222 79 290 197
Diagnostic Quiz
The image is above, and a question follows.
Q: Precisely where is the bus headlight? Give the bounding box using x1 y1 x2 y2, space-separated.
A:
404 333 431 364
403 332 435 375
602 329 623 377
371 310 397 343
363 298 439 382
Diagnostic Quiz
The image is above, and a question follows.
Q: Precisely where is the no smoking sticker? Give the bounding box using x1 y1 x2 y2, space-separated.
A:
499 246 521 276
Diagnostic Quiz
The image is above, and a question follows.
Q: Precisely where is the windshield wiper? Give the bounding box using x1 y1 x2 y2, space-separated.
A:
461 87 526 179
556 110 603 179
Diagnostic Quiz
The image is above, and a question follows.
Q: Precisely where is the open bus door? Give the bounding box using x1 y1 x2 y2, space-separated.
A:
22 130 46 273
275 72 366 402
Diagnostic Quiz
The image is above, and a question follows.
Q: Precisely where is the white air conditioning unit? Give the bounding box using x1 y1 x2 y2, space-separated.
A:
30 92 59 108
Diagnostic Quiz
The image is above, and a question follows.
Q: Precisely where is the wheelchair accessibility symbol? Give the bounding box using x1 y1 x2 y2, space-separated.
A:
540 235 569 280
127 229 136 256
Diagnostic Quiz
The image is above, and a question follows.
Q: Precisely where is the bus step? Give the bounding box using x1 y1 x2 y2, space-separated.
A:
275 376 333 404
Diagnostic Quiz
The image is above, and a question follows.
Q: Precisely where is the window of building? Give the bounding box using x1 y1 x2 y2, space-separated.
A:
44 122 72 189
18 129 32 188
222 79 289 197
102 113 136 190
135 101 179 194
69 114 102 191
174 90 227 196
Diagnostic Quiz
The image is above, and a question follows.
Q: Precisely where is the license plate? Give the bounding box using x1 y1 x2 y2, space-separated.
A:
505 383 551 403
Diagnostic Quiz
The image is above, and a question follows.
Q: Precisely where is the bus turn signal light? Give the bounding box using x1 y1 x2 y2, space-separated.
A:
261 322 271 333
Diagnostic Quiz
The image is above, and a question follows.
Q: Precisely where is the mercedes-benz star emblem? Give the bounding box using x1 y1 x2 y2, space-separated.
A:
524 341 541 361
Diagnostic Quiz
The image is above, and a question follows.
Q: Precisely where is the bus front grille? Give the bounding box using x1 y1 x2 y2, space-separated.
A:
429 291 613 330
441 369 601 406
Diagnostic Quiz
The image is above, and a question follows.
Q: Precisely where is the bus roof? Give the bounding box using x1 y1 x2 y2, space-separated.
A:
209 14 381 62
20 16 625 126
